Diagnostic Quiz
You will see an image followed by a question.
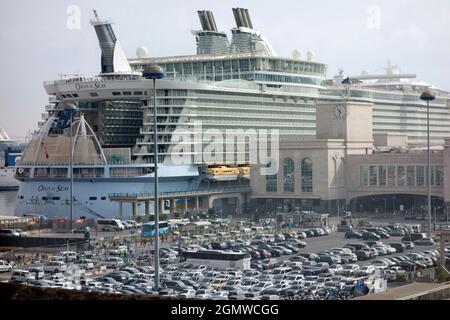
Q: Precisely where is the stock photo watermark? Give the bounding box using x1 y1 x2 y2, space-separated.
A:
164 122 280 175
66 5 81 30
366 5 382 30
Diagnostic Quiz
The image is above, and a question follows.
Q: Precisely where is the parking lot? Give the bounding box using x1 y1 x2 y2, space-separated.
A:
1 219 449 300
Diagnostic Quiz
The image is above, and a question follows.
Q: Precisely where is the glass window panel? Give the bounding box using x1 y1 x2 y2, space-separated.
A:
283 158 295 192
436 166 443 186
407 166 415 187
379 166 386 186
416 166 425 187
369 166 378 186
266 161 277 193
388 165 396 187
360 166 369 186
431 166 435 186
397 166 406 187
301 158 313 193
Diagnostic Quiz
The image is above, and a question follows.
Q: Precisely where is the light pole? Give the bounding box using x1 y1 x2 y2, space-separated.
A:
143 65 165 291
67 105 77 233
420 90 436 238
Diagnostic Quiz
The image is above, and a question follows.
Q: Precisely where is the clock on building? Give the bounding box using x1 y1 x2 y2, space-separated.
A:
334 105 346 119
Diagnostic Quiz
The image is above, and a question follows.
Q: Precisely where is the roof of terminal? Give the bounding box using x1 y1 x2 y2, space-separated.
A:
354 282 450 300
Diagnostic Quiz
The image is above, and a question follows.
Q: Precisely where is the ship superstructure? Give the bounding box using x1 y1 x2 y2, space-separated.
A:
15 8 327 219
321 62 450 146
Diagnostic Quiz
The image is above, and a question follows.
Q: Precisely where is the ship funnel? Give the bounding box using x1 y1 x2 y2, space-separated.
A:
90 10 131 74
232 8 253 29
197 10 218 32
195 10 229 55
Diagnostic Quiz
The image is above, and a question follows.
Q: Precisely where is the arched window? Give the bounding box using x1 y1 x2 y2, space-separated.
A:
266 161 277 193
283 158 295 192
301 158 313 193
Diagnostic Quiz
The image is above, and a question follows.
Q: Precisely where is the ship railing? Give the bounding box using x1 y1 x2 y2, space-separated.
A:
17 160 154 166
44 75 142 86
108 187 252 199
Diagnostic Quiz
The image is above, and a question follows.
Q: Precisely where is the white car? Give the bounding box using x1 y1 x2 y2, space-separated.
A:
44 261 67 273
75 259 95 270
109 246 128 255
101 257 124 269
10 269 33 283
48 273 66 283
52 281 81 290
178 288 196 298
383 245 397 254
0 260 12 272
328 264 344 275
372 259 389 270
54 251 77 262
342 264 360 276
340 253 358 263
124 220 138 229
358 265 376 276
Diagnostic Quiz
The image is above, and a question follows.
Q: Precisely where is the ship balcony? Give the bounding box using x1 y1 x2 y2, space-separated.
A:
142 121 194 127
45 104 56 111
140 128 178 134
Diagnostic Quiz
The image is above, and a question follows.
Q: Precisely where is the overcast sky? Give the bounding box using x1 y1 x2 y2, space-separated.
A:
1 0 449 139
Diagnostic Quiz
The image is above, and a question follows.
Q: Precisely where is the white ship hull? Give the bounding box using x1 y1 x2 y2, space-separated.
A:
14 177 193 220
0 167 20 190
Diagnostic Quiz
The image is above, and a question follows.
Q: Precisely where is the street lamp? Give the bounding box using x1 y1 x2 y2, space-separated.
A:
143 65 165 291
420 90 436 238
65 104 77 233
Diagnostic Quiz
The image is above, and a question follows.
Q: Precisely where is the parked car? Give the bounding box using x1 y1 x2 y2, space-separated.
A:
381 269 397 282
413 238 435 246
389 229 406 237
341 264 360 276
0 260 12 272
402 233 426 242
0 229 21 237
362 232 381 241
355 250 371 261
390 266 407 278
54 251 78 262
101 257 125 269
10 269 33 283
358 265 376 276
109 246 128 255
43 261 67 273
75 259 95 270
28 267 45 279
389 242 405 253
345 230 363 239
72 226 90 234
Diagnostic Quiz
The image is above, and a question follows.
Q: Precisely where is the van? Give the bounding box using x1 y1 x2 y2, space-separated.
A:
402 233 425 242
56 251 78 262
28 267 45 279
97 219 125 232
272 267 292 275
11 269 33 283
0 229 21 237
345 244 370 251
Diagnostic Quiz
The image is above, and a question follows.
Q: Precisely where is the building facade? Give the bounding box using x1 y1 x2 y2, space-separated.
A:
251 98 450 218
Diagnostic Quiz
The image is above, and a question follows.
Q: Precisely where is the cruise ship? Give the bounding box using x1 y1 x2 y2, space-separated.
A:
321 63 450 146
0 128 26 190
14 8 327 219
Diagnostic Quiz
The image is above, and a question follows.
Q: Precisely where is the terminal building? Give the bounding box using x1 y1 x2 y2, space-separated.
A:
250 98 450 219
